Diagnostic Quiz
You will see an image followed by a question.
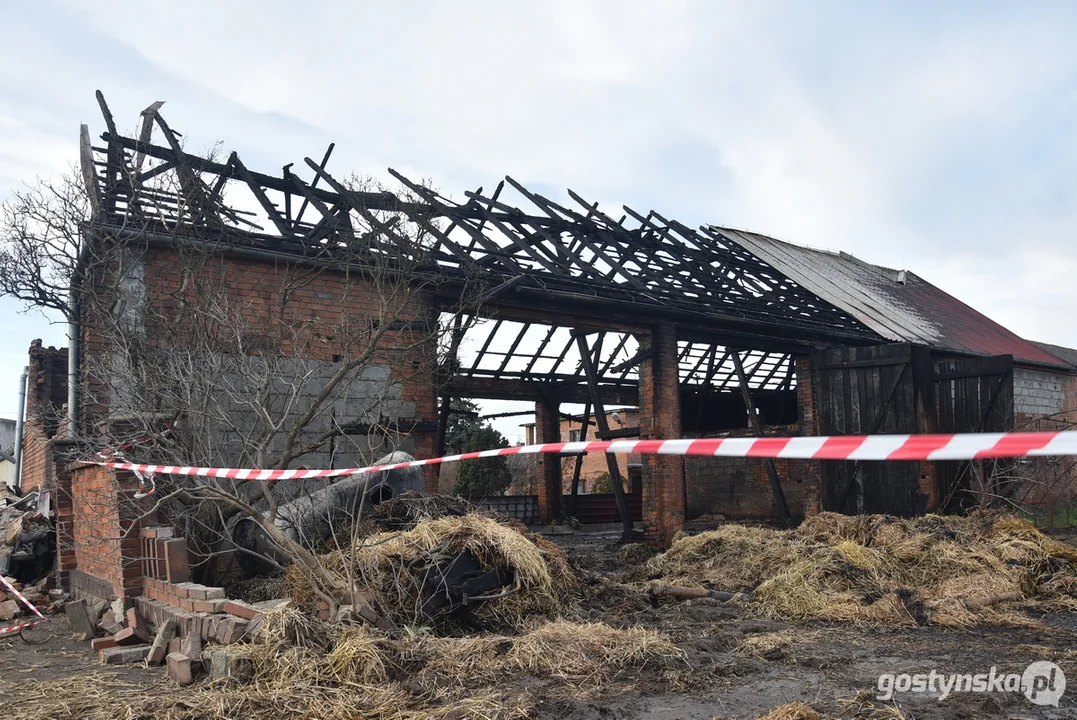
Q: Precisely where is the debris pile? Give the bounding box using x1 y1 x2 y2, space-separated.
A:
0 490 55 585
0 575 55 621
648 512 1077 626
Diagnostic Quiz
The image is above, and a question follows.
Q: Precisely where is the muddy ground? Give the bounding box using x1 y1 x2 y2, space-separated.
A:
541 531 1077 719
0 529 1074 719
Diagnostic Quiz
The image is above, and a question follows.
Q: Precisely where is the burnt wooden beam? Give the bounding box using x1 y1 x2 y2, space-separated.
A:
294 143 334 228
576 333 634 538
233 156 295 237
446 375 638 405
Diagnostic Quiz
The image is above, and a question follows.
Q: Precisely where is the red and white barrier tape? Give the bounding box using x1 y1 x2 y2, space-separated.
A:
88 430 1077 481
0 574 46 637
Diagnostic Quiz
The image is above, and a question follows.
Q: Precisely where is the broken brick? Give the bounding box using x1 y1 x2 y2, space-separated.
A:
90 637 119 651
147 619 177 666
221 601 259 621
167 652 193 685
100 644 150 665
126 607 151 642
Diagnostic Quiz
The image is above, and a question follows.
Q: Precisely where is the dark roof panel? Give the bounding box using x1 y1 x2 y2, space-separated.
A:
716 228 1069 368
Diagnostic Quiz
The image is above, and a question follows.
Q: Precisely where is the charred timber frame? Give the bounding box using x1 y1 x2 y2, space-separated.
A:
83 93 894 530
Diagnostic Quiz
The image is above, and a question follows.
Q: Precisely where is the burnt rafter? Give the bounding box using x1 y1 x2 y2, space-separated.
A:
87 93 883 398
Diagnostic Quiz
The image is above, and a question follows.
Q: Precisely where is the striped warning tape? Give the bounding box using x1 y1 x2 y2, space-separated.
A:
0 574 46 638
87 430 1077 481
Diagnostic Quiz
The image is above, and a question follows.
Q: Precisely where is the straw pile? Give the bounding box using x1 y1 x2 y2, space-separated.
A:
4 609 684 720
649 512 1077 626
315 513 576 628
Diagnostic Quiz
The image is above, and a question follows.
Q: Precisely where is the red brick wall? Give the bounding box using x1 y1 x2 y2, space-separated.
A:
684 449 820 520
18 341 69 493
17 424 49 494
70 464 153 600
555 410 639 491
681 354 821 523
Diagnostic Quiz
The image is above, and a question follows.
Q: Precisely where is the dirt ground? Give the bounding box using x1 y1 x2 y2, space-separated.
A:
0 529 1074 719
549 530 1077 720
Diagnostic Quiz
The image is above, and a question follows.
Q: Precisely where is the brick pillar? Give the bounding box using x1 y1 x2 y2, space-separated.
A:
412 433 439 493
50 441 86 591
71 465 155 600
535 398 562 522
639 326 685 547
795 354 822 517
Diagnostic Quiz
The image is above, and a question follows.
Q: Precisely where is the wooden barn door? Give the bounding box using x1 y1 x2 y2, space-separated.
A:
814 343 932 516
932 355 1014 511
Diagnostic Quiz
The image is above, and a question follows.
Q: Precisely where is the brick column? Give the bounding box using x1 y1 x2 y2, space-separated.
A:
639 325 685 547
795 354 822 517
534 398 562 523
411 433 439 493
71 465 155 601
51 441 86 592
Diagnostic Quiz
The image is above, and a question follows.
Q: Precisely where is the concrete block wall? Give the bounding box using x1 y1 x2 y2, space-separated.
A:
79 243 438 476
1014 368 1065 416
1011 370 1077 512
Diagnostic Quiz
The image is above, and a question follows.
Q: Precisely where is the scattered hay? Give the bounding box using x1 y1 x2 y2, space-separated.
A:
757 702 830 720
615 542 655 567
649 512 1077 626
258 604 335 651
506 620 684 680
282 563 322 608
5 618 677 720
735 629 821 658
225 575 289 604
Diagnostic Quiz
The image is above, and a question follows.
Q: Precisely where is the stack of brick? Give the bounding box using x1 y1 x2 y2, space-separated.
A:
88 576 287 682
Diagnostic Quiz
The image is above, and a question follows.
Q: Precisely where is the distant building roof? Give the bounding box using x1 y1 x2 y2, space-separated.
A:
1033 341 1077 369
716 228 1069 368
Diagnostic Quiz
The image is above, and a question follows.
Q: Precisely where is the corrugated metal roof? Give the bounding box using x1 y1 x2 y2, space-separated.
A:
715 227 1069 368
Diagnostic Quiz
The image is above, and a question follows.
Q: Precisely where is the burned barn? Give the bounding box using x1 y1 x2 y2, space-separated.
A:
11 94 1077 607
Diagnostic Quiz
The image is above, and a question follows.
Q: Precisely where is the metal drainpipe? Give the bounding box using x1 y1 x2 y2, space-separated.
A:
13 367 27 492
68 228 94 442
67 298 79 440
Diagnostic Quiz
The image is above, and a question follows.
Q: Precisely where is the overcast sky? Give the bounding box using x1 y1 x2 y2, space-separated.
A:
2 1 1077 444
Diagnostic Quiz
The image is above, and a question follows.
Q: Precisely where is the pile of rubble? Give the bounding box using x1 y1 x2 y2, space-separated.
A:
65 584 290 685
0 490 55 585
0 575 61 620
